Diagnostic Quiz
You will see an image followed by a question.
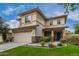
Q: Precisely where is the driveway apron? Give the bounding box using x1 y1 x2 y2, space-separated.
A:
0 42 26 52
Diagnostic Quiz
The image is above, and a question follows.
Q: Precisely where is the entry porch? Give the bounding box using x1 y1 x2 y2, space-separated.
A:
43 27 66 42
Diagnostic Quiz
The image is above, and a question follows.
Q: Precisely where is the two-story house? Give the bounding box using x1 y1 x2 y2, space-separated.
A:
13 8 68 43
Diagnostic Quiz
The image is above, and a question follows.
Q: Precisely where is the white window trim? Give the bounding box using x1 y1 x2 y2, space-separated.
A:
25 15 32 23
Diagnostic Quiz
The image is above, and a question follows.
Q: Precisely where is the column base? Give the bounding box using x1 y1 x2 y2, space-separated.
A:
32 36 41 43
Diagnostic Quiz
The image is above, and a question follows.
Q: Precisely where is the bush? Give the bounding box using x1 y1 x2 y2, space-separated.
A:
57 43 63 46
48 43 56 48
40 36 49 42
41 41 45 47
40 36 49 47
67 36 74 43
60 39 67 43
0 42 3 44
67 36 79 45
73 43 79 45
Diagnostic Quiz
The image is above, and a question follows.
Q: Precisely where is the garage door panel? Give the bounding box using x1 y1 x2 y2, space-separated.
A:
14 32 32 43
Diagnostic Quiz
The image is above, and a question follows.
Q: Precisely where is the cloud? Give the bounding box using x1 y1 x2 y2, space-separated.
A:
52 9 79 21
65 28 75 32
2 5 25 15
52 10 77 32
53 11 64 16
68 9 79 21
6 20 20 29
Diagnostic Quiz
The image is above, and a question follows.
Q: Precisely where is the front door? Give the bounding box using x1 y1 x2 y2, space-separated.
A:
54 32 62 41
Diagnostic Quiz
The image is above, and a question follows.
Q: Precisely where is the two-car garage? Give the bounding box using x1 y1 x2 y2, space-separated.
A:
14 32 32 43
12 26 36 43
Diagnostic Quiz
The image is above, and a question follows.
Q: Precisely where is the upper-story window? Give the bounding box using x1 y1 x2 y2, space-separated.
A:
25 15 32 23
60 19 65 24
50 20 53 26
57 19 61 24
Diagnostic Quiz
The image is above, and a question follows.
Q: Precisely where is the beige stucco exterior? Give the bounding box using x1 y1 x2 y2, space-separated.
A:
18 11 46 36
19 12 37 27
13 8 68 43
35 12 46 36
46 17 66 28
36 12 46 26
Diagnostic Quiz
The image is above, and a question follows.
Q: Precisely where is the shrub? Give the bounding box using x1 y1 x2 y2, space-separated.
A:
41 41 45 47
0 42 3 44
40 36 49 47
67 36 79 45
67 36 74 43
73 43 79 45
48 43 56 48
60 39 67 43
57 43 63 46
40 36 49 42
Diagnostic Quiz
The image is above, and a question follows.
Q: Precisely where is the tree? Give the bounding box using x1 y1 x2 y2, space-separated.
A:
58 3 77 15
64 3 77 14
74 23 79 34
0 17 9 42
58 4 79 33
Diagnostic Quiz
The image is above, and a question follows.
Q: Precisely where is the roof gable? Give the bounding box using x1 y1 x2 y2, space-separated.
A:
19 7 68 20
19 7 46 19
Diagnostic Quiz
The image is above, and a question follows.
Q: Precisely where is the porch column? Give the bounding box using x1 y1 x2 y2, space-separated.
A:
63 30 66 40
0 34 3 43
32 30 35 36
51 30 54 42
32 30 36 43
42 31 44 36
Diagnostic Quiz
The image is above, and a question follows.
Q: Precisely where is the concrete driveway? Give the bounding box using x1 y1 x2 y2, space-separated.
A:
0 42 26 52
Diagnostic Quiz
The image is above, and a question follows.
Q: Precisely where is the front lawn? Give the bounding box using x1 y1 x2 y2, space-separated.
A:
0 45 79 56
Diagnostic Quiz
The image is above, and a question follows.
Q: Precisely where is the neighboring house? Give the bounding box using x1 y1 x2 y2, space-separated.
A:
13 8 68 43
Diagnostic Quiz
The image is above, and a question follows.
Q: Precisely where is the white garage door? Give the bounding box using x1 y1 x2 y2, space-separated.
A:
14 32 32 43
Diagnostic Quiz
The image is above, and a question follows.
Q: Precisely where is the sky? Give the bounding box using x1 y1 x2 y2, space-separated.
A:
0 3 79 32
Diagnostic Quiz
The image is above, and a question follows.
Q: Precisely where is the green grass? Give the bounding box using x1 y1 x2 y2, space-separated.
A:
1 45 79 56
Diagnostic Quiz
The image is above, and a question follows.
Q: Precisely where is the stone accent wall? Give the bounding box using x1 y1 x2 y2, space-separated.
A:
32 36 41 43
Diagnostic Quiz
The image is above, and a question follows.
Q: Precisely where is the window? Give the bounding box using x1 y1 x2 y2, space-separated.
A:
25 15 31 23
60 19 65 24
53 20 57 25
57 20 61 24
50 21 53 25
